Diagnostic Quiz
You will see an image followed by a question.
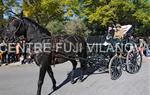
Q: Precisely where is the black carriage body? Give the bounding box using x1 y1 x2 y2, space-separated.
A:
86 35 142 80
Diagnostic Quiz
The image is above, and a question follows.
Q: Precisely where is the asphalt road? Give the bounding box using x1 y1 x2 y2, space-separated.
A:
0 57 149 95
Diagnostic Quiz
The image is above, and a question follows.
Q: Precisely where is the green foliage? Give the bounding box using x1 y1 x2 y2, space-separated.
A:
0 0 4 27
46 20 65 36
64 0 150 36
23 0 64 27
65 19 91 36
0 0 150 36
46 19 91 36
0 0 21 27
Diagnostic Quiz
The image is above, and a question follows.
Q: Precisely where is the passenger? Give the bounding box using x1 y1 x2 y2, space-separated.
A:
114 24 125 40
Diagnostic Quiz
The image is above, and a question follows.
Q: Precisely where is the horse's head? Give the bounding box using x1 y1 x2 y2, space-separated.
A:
3 11 27 43
6 11 51 43
7 17 26 40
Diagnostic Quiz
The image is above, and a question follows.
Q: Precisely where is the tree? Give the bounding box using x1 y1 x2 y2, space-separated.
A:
132 0 150 36
0 0 22 27
1 0 149 36
46 20 65 36
63 0 150 36
23 0 64 27
65 19 91 36
0 0 5 27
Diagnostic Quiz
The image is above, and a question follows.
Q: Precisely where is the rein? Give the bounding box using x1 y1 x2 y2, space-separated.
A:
7 18 84 64
6 19 23 42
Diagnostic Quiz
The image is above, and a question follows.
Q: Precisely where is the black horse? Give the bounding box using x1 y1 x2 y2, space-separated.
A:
3 15 88 95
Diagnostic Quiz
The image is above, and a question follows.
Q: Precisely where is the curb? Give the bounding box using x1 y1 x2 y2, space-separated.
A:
0 62 22 67
0 64 8 67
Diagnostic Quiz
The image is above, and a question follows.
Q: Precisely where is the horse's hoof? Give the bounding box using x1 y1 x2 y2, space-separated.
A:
71 80 75 84
71 81 75 84
53 86 57 91
79 79 83 82
79 77 83 82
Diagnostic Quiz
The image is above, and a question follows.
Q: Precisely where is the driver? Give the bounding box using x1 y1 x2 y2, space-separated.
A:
106 24 115 40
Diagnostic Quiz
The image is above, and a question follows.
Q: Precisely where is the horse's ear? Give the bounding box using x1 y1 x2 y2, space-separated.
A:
20 11 23 18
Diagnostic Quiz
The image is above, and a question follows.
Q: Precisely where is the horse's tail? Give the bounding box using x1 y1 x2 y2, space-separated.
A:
77 36 87 58
76 36 88 69
83 38 87 58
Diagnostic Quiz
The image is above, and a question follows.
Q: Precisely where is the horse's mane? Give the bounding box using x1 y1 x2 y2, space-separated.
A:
22 17 51 36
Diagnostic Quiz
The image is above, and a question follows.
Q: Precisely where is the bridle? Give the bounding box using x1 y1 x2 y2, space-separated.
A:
6 17 24 42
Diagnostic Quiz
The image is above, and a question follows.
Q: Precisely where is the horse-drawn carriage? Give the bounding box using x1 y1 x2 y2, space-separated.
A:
1 12 143 95
86 25 142 80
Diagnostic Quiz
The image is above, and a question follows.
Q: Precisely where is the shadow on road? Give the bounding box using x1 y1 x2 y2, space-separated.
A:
48 64 108 95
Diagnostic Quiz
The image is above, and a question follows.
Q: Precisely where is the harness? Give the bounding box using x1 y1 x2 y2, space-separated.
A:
7 17 84 66
50 35 79 66
6 18 24 43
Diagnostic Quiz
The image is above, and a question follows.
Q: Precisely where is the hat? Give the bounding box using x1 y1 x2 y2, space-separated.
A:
116 24 121 28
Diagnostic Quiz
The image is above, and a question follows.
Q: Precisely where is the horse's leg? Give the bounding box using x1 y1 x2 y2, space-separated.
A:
37 65 46 95
79 50 88 82
46 66 57 91
70 60 77 84
7 53 11 64
79 61 86 82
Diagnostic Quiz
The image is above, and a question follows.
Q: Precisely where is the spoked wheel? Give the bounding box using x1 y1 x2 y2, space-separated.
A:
109 55 122 80
126 49 142 74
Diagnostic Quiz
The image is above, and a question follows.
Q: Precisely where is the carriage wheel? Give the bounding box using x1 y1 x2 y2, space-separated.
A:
126 49 142 74
109 55 122 80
